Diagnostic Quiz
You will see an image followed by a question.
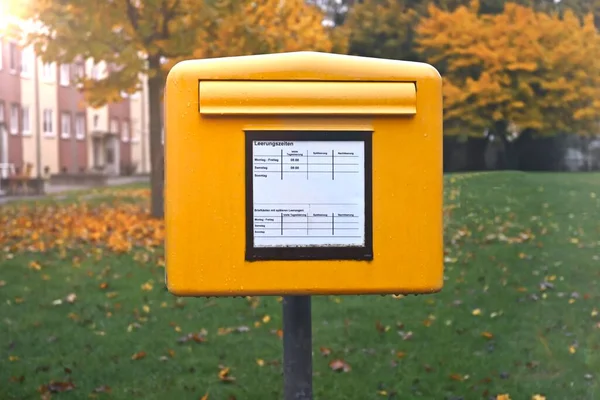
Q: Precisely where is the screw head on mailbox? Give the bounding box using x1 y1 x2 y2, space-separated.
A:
165 51 443 297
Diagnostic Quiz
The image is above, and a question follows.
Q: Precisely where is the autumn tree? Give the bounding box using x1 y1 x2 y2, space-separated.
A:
343 0 600 63
19 0 212 218
416 1 600 142
344 0 476 61
189 0 343 59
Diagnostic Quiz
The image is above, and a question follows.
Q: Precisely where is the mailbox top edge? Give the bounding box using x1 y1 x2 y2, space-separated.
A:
166 51 441 85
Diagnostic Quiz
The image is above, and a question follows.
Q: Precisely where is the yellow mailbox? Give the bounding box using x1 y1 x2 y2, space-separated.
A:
165 51 443 297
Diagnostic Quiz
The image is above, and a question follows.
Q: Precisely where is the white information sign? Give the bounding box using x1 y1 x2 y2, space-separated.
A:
252 140 365 248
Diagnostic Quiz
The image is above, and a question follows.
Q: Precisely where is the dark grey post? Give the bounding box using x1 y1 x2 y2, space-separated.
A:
283 296 313 400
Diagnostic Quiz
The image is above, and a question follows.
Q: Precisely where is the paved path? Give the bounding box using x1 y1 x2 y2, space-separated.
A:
0 176 149 205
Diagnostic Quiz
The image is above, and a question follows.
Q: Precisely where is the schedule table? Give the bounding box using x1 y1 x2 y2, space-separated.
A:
251 140 366 248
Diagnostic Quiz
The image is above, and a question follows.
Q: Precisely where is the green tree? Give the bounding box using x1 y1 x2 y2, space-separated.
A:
21 0 210 218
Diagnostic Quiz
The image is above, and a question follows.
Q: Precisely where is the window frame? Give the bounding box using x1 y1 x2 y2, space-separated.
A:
21 105 31 136
60 112 71 139
10 104 19 135
43 109 54 137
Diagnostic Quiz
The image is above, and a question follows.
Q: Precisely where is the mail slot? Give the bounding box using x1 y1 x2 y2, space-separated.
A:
199 81 417 115
165 51 443 297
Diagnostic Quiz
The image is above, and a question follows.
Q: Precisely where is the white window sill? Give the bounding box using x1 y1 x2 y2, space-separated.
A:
76 136 85 141
60 133 71 139
22 131 32 136
10 130 18 135
43 132 55 138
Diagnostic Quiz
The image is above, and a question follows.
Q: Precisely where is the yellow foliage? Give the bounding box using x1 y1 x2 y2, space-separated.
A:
417 2 600 137
0 189 163 257
183 0 340 60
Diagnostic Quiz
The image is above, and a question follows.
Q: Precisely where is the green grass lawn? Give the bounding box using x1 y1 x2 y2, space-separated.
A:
1 172 599 400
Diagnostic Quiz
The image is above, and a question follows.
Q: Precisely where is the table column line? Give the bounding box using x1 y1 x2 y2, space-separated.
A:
332 150 334 180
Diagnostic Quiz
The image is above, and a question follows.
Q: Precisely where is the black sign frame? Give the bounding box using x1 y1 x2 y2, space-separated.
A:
245 130 373 261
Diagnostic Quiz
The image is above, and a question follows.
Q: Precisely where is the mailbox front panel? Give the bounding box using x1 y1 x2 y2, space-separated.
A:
165 52 443 296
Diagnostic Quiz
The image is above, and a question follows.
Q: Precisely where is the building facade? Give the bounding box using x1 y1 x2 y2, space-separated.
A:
0 37 150 178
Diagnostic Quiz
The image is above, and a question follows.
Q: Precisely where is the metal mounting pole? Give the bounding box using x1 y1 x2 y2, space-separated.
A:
283 296 313 400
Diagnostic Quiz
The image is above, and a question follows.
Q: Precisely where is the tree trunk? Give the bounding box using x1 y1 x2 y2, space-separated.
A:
147 66 165 219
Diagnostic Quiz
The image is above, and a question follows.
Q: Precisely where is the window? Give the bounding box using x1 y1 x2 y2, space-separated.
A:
110 118 119 134
131 119 140 143
122 120 130 142
20 47 33 77
10 104 19 134
92 64 101 80
0 102 5 135
75 114 85 140
21 106 30 135
76 63 85 79
61 112 71 138
60 64 70 86
9 42 17 72
93 114 99 129
75 63 85 88
42 63 55 81
43 109 54 136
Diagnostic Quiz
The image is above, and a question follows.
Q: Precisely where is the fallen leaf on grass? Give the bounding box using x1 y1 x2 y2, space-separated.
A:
271 329 283 339
472 308 482 316
531 395 546 400
262 315 271 323
10 375 24 383
449 373 463 381
65 293 76 304
38 381 75 394
329 359 351 372
218 327 233 336
131 351 146 360
99 282 109 290
319 347 331 356
218 366 236 383
200 394 209 400
496 395 511 400
177 332 207 344
141 281 153 291
29 261 42 270
93 385 111 393
396 351 406 359
256 359 265 367
375 321 390 333
481 331 494 339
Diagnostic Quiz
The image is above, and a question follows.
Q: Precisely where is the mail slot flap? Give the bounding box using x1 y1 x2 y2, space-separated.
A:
199 81 416 116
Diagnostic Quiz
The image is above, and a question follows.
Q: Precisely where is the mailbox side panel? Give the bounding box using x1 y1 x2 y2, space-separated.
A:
370 74 444 293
